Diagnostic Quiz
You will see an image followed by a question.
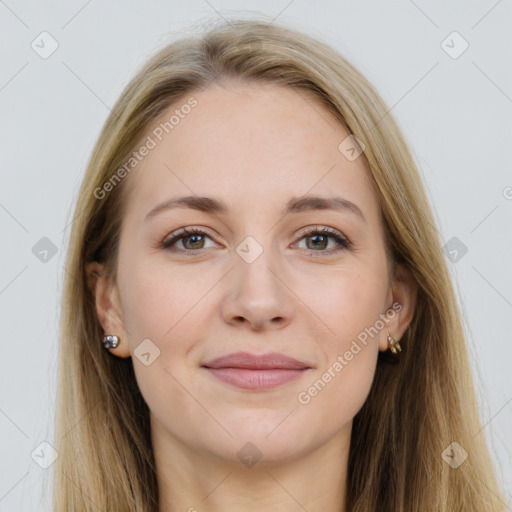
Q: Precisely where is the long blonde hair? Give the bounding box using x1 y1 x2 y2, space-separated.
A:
53 18 508 511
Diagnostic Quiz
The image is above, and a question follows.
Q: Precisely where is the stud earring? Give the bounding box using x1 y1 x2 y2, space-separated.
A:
387 332 402 354
102 334 119 349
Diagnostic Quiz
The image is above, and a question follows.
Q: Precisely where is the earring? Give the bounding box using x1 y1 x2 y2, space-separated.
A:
102 334 119 349
387 332 401 354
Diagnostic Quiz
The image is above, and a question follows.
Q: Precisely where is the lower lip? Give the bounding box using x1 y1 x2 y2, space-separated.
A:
204 368 309 390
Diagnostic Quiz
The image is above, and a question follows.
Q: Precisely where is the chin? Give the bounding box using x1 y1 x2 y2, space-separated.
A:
203 433 311 469
216 417 317 464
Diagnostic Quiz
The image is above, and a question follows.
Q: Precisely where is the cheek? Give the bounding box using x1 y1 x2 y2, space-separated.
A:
117 258 213 437
118 255 214 348
310 267 387 341
294 272 383 439
296 344 377 451
304 270 384 390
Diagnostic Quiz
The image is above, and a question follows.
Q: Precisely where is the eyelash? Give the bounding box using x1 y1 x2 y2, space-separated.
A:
158 226 351 256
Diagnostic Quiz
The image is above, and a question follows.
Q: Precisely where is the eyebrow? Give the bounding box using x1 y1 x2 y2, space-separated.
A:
144 194 366 223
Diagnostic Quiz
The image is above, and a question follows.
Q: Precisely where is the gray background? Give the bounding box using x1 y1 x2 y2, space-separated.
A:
0 1 511 510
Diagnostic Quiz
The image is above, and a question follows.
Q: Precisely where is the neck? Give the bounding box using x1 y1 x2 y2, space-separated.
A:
153 418 350 512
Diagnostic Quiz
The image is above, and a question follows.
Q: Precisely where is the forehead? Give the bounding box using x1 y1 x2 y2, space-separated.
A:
124 82 378 220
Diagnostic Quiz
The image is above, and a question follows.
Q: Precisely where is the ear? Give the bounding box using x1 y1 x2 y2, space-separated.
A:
378 263 418 352
86 261 131 358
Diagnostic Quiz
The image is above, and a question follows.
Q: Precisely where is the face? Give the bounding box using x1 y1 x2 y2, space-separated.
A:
91 82 415 467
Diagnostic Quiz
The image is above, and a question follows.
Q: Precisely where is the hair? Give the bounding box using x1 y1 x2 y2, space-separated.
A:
52 17 508 511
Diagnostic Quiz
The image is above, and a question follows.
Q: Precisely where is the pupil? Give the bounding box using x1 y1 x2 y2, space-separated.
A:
185 235 203 249
309 234 327 250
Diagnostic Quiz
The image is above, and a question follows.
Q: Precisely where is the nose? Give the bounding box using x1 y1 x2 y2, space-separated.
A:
220 248 295 332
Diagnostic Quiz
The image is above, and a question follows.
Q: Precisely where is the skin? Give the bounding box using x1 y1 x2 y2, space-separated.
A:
88 82 416 512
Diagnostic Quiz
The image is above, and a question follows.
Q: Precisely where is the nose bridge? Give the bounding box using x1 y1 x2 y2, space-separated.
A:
234 234 284 298
221 233 295 330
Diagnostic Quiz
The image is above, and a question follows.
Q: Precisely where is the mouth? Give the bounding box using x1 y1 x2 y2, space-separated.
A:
201 351 312 391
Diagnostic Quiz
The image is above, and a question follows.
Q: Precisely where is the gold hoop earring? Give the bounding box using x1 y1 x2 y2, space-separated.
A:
387 332 401 354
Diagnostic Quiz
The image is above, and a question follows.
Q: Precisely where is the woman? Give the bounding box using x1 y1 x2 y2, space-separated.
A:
53 18 507 511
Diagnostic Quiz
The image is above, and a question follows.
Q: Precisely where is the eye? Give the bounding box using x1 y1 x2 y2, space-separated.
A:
294 226 351 255
159 225 351 256
159 227 219 254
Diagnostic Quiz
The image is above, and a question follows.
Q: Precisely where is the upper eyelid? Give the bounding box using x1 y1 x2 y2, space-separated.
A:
295 225 346 238
162 225 350 248
163 226 218 243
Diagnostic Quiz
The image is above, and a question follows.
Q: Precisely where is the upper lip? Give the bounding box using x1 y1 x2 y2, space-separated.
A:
202 351 311 370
